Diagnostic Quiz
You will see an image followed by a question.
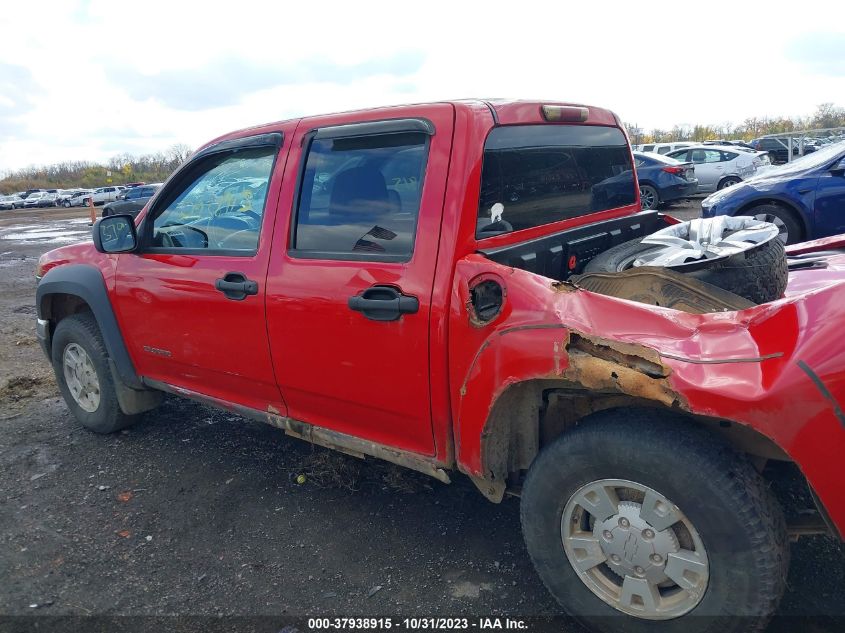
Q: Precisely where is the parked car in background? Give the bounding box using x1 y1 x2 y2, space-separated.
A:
86 186 125 206
61 190 94 207
750 137 817 164
40 192 60 207
632 142 694 155
23 192 48 207
102 183 162 218
702 140 845 244
665 145 769 193
0 194 25 210
56 189 82 205
22 189 44 199
632 151 698 209
703 139 757 151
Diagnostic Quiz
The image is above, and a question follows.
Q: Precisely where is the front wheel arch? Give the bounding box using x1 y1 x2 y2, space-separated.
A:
37 264 142 389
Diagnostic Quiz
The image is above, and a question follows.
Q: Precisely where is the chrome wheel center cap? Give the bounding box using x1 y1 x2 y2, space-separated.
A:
594 501 679 584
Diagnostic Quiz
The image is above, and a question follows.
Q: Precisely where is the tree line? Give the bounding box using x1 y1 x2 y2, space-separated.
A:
625 103 845 145
0 144 193 195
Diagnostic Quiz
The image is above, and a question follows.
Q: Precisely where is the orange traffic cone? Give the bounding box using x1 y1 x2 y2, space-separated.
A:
88 196 96 225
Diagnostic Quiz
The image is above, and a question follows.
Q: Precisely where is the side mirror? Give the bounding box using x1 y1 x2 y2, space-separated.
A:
93 215 137 253
831 158 845 175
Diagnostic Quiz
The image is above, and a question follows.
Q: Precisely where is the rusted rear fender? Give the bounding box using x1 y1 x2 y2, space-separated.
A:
450 254 845 534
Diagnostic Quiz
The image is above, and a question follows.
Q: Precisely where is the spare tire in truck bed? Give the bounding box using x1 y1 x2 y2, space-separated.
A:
584 217 788 304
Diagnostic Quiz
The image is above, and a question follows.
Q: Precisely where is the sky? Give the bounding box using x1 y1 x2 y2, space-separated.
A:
1 0 844 173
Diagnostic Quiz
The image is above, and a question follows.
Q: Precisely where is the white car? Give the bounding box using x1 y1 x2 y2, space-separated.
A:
87 186 125 205
665 145 771 193
61 190 94 207
633 142 696 155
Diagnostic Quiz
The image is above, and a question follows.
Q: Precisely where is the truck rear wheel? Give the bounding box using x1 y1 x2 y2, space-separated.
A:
51 312 139 433
520 410 788 633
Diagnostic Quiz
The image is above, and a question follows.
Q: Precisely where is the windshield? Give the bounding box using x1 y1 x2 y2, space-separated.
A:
772 140 845 174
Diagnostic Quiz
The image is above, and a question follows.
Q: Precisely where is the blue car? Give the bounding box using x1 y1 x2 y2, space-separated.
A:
701 141 845 244
633 151 698 210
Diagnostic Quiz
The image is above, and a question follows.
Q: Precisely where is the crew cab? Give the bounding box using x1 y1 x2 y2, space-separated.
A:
35 100 845 633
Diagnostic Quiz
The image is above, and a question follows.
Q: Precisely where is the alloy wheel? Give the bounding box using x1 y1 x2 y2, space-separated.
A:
62 343 100 413
561 478 709 619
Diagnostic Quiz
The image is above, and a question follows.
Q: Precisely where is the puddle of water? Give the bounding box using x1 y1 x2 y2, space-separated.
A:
2 230 88 240
0 225 42 232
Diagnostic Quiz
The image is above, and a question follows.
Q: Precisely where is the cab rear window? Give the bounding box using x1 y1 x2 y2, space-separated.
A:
477 125 636 237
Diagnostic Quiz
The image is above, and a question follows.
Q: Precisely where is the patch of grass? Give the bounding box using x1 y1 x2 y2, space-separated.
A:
0 375 46 403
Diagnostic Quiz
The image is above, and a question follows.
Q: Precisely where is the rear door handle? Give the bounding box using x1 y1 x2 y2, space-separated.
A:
215 272 258 301
348 285 419 321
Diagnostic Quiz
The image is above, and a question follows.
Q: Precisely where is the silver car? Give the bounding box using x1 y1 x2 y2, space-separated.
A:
665 145 771 193
0 195 24 210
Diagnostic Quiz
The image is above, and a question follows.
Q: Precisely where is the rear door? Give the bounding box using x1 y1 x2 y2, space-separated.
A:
688 149 723 191
265 105 454 455
113 128 295 413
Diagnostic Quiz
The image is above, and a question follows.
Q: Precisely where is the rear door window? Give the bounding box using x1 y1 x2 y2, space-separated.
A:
691 149 722 163
477 125 635 237
291 132 429 259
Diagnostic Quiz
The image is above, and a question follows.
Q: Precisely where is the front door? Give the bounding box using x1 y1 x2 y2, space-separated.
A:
814 155 845 237
265 105 454 455
113 129 294 413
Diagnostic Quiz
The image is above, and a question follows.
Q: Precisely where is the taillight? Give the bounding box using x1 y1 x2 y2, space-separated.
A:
662 166 684 175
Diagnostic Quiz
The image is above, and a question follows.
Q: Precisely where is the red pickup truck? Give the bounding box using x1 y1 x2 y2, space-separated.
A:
35 100 845 632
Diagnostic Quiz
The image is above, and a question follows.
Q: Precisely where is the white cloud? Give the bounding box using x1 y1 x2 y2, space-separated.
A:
1 0 844 171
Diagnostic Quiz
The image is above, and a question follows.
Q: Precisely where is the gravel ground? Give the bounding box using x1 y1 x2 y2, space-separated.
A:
0 204 843 632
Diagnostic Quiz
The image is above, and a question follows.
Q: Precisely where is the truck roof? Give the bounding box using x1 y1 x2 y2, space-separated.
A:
198 99 623 154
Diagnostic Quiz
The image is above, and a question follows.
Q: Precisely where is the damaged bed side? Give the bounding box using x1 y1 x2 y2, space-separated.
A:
450 252 845 536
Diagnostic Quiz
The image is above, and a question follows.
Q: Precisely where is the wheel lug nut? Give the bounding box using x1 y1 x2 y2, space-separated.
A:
634 566 645 576
650 554 663 564
643 529 655 539
602 530 613 540
618 517 630 528
610 554 621 563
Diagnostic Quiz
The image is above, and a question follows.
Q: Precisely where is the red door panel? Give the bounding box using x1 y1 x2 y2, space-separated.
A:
265 104 455 455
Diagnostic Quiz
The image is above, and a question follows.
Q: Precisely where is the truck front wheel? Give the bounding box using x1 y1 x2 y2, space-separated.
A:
51 313 139 433
520 410 788 633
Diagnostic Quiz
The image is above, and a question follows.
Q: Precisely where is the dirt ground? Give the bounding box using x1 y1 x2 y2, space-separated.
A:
0 202 843 631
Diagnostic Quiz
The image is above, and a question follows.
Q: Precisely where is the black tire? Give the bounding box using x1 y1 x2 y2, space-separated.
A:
583 234 787 304
747 203 803 245
717 177 741 190
639 184 659 210
51 312 138 433
63 200 71 208
521 410 789 633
